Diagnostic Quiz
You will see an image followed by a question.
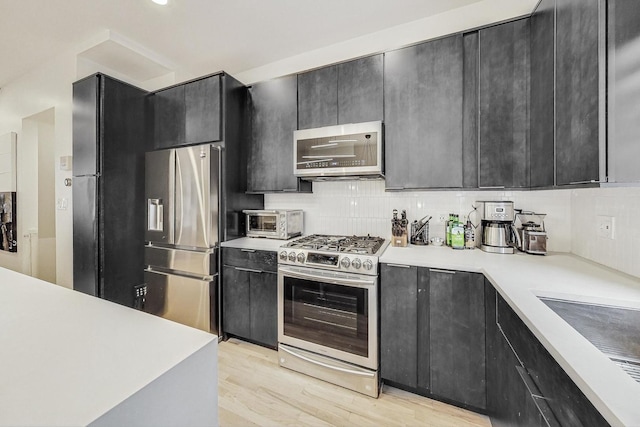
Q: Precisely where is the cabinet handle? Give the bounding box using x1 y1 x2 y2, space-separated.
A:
282 188 298 192
385 187 404 191
386 263 411 269
478 186 505 189
233 266 262 274
429 269 455 274
240 249 256 253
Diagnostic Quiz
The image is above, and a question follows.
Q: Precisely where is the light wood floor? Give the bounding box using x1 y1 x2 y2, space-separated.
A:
218 338 492 427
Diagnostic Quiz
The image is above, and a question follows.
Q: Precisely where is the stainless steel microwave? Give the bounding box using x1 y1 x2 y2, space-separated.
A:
243 210 303 240
293 121 383 180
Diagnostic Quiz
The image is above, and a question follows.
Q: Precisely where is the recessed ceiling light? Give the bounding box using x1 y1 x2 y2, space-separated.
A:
152 0 168 5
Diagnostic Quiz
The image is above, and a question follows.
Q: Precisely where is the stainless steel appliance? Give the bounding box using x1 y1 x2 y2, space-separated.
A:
476 201 519 254
293 121 383 180
516 212 548 255
144 145 220 333
243 209 303 240
277 234 388 398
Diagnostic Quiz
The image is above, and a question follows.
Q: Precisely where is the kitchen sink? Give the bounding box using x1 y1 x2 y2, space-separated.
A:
538 297 640 383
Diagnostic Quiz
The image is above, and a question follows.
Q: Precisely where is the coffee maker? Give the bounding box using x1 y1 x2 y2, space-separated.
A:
515 212 547 255
476 201 520 254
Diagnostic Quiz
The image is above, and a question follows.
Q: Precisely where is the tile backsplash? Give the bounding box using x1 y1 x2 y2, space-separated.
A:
267 182 640 279
571 187 640 279
266 181 573 253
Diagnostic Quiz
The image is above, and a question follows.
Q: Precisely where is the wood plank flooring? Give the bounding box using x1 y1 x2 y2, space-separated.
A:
218 339 492 427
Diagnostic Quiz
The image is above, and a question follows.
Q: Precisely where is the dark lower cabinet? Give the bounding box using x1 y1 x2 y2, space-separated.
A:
478 18 530 189
248 75 311 193
486 282 609 427
429 270 485 410
384 35 464 190
380 264 486 410
222 248 277 348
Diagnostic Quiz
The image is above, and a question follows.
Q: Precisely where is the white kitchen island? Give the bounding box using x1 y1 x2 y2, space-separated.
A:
0 267 218 427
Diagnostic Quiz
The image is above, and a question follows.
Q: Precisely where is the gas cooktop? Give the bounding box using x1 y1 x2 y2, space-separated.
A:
279 234 388 275
284 234 386 255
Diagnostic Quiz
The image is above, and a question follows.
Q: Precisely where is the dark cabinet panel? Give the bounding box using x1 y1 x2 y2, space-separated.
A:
479 19 530 188
530 0 556 188
298 66 338 130
222 265 251 338
222 248 278 348
185 75 221 144
249 271 278 347
337 55 384 124
72 77 98 176
384 35 464 189
153 85 185 150
608 0 640 183
248 75 311 193
462 32 479 188
72 175 98 296
416 268 430 391
380 263 418 387
555 0 600 185
429 270 486 409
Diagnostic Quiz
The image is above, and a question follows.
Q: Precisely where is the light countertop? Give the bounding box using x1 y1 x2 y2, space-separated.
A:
221 236 294 251
380 245 640 427
0 267 218 427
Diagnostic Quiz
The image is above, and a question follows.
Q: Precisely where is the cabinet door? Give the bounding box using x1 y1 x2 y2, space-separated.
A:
249 271 277 347
555 0 600 185
72 76 98 176
154 85 185 150
608 0 640 183
479 19 530 188
530 0 555 188
462 32 479 188
337 55 383 124
429 270 486 409
185 75 221 144
384 35 464 189
380 264 418 387
222 265 251 338
249 75 310 193
416 267 431 391
298 66 338 130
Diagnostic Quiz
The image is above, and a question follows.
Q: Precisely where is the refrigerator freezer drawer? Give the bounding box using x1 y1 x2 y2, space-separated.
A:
145 245 216 277
144 270 215 333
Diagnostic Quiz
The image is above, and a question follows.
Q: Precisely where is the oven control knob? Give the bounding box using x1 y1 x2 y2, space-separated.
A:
341 257 351 268
363 260 373 271
288 252 297 262
352 258 362 269
279 251 288 261
297 252 306 263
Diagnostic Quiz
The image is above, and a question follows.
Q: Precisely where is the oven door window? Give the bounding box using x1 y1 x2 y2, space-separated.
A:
283 275 369 357
249 215 276 232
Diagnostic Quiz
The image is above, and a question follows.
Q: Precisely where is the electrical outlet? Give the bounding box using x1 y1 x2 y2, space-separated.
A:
597 215 615 239
438 214 447 223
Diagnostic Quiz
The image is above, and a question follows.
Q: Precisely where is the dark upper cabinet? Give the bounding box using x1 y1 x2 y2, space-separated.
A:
529 0 556 188
478 19 530 189
152 74 222 149
298 65 338 130
462 32 479 189
429 270 486 410
185 75 221 145
608 0 640 184
297 54 383 130
380 263 419 388
248 75 312 193
555 0 600 186
337 55 384 124
384 35 464 190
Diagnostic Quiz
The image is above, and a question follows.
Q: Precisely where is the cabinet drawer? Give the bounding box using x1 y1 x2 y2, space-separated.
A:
222 247 277 273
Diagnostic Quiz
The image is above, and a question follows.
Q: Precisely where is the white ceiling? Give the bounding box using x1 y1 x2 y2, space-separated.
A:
0 0 537 88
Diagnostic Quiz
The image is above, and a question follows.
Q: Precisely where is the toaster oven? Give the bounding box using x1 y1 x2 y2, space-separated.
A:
243 210 303 240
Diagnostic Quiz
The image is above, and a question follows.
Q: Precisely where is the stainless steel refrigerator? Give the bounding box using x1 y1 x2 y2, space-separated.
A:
144 144 221 333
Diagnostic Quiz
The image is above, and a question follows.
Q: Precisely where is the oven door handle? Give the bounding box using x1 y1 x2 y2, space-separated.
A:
280 345 376 378
280 267 375 288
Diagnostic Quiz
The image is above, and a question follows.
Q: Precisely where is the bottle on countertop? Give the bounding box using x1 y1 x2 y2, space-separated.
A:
464 219 476 249
451 215 465 250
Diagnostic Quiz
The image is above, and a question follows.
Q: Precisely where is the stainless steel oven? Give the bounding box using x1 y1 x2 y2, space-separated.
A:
278 264 379 397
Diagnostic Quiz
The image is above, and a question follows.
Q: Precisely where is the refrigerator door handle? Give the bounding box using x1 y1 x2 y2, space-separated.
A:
148 199 164 231
144 266 215 282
